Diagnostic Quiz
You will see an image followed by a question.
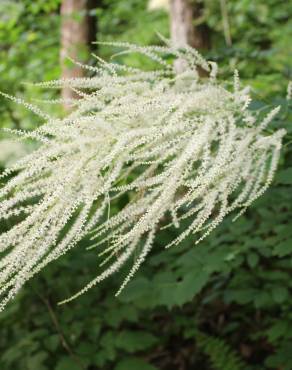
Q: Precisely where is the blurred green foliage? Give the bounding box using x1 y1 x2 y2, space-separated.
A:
0 0 61 130
205 0 292 96
0 0 292 369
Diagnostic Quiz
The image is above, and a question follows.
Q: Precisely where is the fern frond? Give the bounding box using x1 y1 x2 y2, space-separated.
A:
196 331 247 370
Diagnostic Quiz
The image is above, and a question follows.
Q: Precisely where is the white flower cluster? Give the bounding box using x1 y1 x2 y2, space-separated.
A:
0 42 285 310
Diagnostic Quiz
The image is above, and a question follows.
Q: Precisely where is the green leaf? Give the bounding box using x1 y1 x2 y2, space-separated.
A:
44 334 59 352
100 331 116 361
273 239 292 257
271 286 289 303
55 357 81 370
225 289 256 304
27 352 48 370
254 291 271 308
104 305 138 327
276 168 292 184
115 331 158 353
114 358 158 370
247 252 259 268
265 342 292 368
173 270 210 306
118 277 150 302
266 321 288 341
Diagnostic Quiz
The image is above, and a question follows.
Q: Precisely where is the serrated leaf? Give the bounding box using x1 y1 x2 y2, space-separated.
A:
173 270 210 306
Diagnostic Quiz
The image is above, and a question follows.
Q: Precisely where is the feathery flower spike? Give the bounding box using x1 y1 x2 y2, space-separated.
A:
0 43 285 310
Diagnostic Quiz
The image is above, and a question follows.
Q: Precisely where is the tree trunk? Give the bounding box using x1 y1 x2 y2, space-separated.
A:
169 0 210 72
60 0 97 107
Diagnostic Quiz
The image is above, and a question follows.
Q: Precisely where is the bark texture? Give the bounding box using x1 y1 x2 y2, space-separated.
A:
60 0 97 106
169 0 210 72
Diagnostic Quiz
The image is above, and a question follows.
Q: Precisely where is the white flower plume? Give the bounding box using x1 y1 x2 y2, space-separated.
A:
0 42 285 310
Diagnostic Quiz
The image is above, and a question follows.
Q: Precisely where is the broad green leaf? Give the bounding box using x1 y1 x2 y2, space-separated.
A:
118 277 150 302
265 342 292 368
55 357 82 370
114 357 158 370
27 352 48 370
115 331 158 353
100 331 116 361
224 289 256 304
271 286 289 303
266 321 289 341
273 240 292 257
173 270 210 306
44 334 59 352
254 291 272 308
104 305 138 327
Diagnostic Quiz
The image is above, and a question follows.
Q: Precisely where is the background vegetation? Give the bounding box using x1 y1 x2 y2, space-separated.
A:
0 0 291 369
